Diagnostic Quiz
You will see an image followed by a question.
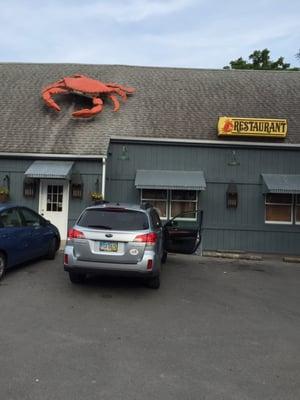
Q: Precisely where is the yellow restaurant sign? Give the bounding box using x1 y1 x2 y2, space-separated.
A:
218 117 287 138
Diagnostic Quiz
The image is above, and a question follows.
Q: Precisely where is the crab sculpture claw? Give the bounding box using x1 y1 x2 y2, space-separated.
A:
72 97 103 118
42 87 68 112
41 74 135 118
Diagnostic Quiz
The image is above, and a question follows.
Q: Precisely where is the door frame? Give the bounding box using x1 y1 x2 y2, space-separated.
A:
38 179 70 240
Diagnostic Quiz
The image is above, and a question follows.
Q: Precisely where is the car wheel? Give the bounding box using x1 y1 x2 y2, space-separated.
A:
69 271 86 284
46 237 58 260
161 250 168 264
146 275 160 289
0 252 7 281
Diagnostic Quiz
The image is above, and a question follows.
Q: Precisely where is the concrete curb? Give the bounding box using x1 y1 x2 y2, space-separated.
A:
282 257 300 264
203 251 300 264
202 251 262 261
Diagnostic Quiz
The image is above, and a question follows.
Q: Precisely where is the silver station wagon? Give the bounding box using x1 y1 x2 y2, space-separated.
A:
64 202 203 289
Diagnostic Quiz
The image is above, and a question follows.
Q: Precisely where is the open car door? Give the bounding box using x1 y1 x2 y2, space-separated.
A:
163 210 203 254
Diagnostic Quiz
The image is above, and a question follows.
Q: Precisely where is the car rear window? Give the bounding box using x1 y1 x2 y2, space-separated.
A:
77 208 149 231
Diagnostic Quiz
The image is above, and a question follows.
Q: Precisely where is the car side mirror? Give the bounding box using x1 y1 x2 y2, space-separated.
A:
165 219 178 227
41 218 51 226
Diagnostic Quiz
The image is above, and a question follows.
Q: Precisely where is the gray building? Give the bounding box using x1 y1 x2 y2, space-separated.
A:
0 63 300 254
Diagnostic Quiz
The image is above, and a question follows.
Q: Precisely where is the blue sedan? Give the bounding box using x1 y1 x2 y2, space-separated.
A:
0 203 60 280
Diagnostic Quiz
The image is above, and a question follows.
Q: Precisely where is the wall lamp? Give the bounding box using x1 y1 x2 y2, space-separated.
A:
3 174 10 191
23 177 36 198
228 150 240 166
71 174 83 199
119 145 130 161
226 181 238 208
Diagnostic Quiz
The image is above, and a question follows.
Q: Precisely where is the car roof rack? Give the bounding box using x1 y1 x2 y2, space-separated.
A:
93 200 110 205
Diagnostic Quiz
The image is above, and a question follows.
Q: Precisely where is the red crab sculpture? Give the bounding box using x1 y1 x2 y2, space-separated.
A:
41 74 135 118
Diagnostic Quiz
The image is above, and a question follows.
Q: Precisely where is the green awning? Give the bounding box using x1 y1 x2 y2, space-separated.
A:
25 161 74 179
135 170 206 190
261 173 300 194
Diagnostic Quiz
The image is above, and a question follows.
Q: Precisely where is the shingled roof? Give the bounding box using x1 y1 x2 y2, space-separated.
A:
0 63 299 156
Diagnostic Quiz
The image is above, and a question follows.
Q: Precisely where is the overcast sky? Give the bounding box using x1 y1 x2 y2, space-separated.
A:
1 0 299 69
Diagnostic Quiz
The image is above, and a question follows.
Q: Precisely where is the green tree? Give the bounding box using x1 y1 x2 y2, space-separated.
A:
224 48 295 70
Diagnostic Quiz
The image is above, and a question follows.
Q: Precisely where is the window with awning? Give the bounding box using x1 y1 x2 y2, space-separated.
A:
261 174 300 224
261 174 300 194
135 169 206 191
135 170 206 219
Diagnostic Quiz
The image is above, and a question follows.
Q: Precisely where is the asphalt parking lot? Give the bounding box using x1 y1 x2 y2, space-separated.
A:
0 252 299 400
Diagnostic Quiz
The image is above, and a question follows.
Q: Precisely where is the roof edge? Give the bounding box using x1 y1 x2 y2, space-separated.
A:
1 62 299 73
110 136 300 150
0 152 106 160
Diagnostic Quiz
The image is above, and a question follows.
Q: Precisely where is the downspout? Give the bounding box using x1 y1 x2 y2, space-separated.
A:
101 158 106 199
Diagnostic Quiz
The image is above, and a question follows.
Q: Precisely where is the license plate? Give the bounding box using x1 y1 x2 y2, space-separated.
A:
99 241 118 252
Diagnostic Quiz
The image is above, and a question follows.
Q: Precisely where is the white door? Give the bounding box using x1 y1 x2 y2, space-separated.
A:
39 179 70 240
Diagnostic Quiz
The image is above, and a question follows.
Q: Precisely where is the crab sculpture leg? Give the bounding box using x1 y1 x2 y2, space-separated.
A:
106 83 135 94
106 83 135 112
107 95 120 112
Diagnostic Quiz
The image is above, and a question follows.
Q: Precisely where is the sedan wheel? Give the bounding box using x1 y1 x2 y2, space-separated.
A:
0 252 7 281
46 238 58 260
145 275 160 289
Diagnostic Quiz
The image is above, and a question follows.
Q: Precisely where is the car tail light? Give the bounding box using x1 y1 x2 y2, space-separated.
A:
147 259 153 270
133 232 157 245
64 254 68 265
68 228 85 239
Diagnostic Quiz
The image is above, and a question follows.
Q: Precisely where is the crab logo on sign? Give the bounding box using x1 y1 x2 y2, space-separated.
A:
42 74 135 118
219 117 234 134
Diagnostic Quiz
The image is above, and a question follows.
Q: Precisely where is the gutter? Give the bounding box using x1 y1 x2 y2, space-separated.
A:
102 158 106 199
0 152 106 160
110 136 300 150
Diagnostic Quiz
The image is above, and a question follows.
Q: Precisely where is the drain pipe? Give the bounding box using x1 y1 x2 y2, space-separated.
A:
101 158 106 199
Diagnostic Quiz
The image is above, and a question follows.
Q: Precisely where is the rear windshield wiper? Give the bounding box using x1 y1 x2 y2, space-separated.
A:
87 225 112 230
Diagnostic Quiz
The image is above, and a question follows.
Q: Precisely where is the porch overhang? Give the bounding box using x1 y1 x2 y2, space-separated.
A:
135 170 206 190
25 161 74 179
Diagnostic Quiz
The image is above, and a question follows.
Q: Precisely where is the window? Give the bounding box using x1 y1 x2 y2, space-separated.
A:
141 189 198 220
78 209 149 231
19 208 42 227
170 190 197 219
141 189 167 218
0 208 22 228
265 193 296 224
47 184 63 212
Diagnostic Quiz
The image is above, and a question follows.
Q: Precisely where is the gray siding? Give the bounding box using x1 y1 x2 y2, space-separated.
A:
2 143 300 255
0 159 39 210
0 157 102 229
67 160 103 228
106 142 300 255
